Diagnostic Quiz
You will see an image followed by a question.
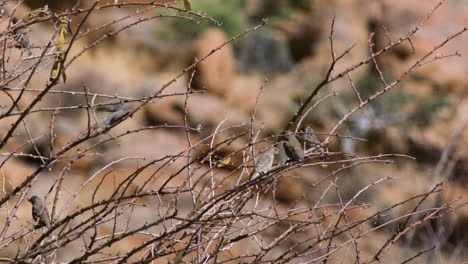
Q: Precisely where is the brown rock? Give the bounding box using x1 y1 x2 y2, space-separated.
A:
226 74 264 112
194 29 235 97
141 76 186 126
0 159 35 193
187 93 248 128
275 176 304 203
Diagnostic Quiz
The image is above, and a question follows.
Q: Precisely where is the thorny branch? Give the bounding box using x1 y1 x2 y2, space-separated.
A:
0 0 465 263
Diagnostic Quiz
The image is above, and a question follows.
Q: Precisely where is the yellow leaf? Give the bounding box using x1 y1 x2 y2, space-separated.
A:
57 23 67 51
22 6 49 21
50 60 60 81
50 55 65 82
183 0 191 10
217 157 231 168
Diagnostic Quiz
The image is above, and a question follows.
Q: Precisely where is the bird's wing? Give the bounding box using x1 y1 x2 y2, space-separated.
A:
42 209 52 227
32 207 40 222
284 141 302 161
257 152 273 172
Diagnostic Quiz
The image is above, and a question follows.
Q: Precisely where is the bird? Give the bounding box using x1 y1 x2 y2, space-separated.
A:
282 131 304 162
275 142 289 164
94 102 131 129
28 195 52 229
301 126 323 152
251 147 279 180
11 17 32 56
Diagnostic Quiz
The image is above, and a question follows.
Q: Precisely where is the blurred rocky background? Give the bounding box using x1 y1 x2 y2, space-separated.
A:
0 0 467 263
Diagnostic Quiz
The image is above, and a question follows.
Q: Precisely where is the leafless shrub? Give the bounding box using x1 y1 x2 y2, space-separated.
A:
0 0 465 263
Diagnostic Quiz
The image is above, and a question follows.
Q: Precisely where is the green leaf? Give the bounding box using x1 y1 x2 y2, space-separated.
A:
183 0 191 10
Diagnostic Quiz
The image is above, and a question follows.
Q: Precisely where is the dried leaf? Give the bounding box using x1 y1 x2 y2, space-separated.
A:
66 20 73 35
183 0 191 10
61 70 67 83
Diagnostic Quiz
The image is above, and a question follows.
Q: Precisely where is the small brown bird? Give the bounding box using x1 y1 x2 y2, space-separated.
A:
95 102 131 129
28 195 51 229
282 131 304 162
251 147 279 180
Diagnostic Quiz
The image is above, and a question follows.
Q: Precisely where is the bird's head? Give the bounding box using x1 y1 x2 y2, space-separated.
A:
28 195 39 203
280 130 294 140
271 147 280 155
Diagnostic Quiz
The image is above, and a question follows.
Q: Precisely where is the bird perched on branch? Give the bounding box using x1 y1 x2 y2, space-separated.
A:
281 131 304 162
11 17 32 56
94 102 132 129
28 195 51 229
251 147 279 180
275 142 289 164
301 126 324 152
